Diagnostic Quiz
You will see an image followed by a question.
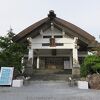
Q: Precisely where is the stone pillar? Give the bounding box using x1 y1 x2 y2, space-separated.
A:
28 49 33 64
37 56 39 69
72 37 80 76
70 56 72 69
25 48 34 75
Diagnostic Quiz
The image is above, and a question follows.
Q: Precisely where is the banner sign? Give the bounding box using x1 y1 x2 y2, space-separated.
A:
0 67 14 85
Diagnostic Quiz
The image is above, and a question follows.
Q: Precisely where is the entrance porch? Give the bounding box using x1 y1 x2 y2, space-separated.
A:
24 49 78 76
33 49 72 70
34 56 72 70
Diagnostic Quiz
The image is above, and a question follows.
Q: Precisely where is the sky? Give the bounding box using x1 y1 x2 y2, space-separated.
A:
0 0 100 42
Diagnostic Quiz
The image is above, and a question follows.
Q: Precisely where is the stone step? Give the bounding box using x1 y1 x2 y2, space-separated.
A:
33 69 72 75
28 69 72 81
24 80 73 88
30 74 72 81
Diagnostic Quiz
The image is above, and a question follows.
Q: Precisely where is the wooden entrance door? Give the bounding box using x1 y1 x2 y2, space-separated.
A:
45 57 64 69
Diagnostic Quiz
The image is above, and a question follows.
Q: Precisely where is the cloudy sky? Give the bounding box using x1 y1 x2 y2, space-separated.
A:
0 0 100 41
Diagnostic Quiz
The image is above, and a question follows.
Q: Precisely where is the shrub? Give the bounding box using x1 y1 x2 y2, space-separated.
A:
80 55 100 77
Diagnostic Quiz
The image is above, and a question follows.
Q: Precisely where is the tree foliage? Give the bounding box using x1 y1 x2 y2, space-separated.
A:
0 29 27 73
80 55 100 77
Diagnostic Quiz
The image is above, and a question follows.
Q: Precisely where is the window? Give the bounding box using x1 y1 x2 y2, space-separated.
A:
42 43 63 46
43 35 63 38
43 36 51 38
42 43 50 46
54 35 62 38
56 43 63 46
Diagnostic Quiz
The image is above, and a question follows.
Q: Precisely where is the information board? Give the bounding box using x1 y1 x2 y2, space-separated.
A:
0 67 14 85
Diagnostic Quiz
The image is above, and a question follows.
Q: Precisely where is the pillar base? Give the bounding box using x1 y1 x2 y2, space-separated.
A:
72 67 80 77
24 59 33 76
24 65 33 76
24 58 33 76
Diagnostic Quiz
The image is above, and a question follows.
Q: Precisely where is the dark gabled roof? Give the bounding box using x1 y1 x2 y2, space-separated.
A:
54 18 95 42
13 17 49 42
13 10 96 45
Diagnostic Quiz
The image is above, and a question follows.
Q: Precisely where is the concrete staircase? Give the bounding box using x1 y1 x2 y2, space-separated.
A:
30 69 72 81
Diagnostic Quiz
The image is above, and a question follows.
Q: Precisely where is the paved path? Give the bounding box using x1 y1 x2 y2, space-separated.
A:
0 81 100 100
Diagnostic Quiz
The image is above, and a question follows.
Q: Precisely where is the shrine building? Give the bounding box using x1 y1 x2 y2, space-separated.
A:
13 10 97 76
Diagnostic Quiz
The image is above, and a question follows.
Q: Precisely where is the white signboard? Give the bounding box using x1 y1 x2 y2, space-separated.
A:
0 67 14 85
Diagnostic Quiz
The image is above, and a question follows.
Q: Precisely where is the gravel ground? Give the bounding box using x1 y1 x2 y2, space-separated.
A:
0 81 100 100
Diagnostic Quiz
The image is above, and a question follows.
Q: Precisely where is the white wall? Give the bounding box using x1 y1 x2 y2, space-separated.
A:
30 27 74 49
31 36 74 49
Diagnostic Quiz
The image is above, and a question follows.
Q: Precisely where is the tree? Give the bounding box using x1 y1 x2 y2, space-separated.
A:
80 55 100 77
0 29 27 73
